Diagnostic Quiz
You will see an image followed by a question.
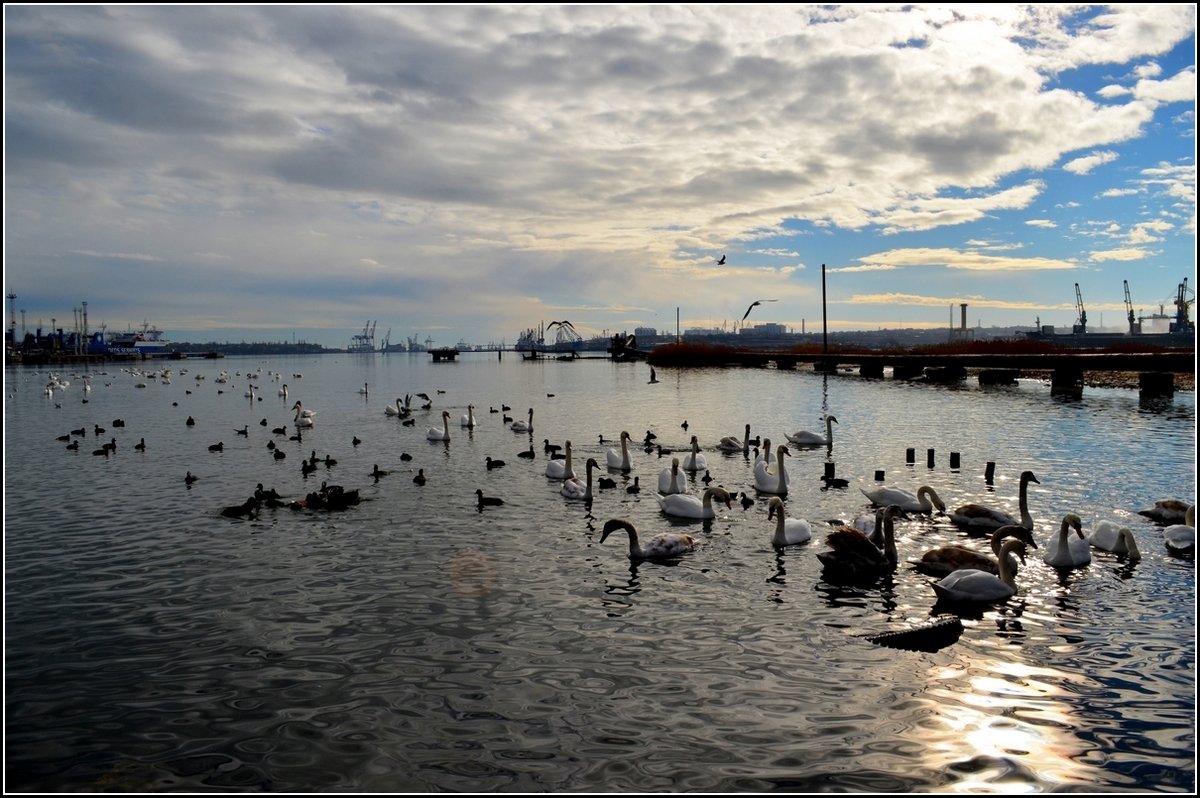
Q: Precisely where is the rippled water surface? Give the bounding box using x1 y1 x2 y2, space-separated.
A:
5 354 1195 792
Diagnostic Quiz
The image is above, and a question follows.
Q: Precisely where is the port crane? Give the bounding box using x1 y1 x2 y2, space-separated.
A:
1173 278 1194 332
1072 283 1087 334
1124 280 1136 334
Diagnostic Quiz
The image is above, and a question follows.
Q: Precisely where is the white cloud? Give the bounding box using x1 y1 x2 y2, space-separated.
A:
853 247 1076 272
1025 219 1058 228
1063 150 1118 175
1134 66 1197 104
1099 187 1141 198
1089 247 1152 262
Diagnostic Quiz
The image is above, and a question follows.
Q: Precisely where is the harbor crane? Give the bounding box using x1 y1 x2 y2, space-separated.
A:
1072 283 1087 334
1124 280 1136 334
1173 278 1194 332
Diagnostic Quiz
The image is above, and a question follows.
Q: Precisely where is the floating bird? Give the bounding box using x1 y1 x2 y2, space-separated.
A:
753 444 791 495
598 476 617 490
475 489 504 508
913 525 1038 576
92 447 110 457
518 445 536 459
655 486 732 520
427 410 451 441
767 496 812 547
605 431 633 472
324 455 337 468
1138 499 1192 526
372 464 390 480
273 449 286 460
1043 513 1090 569
741 299 777 323
185 471 198 485
134 438 146 451
56 433 70 442
358 382 369 395
292 401 316 427
260 418 269 426
65 440 80 450
932 540 1027 603
353 436 362 446
208 442 224 452
235 425 249 436
951 470 1040 530
545 440 576 481
817 505 900 582
544 440 563 455
1162 506 1195 553
718 424 751 454
739 492 754 510
413 469 426 486
1087 521 1141 560
600 518 696 561
716 254 726 265
626 476 641 494
221 497 260 519
786 415 837 447
658 457 687 495
112 419 125 427
862 484 945 514
681 419 688 431
681 435 707 473
402 418 415 427
701 470 714 485
561 458 600 501
400 452 413 461
461 405 478 428
485 456 506 470
511 408 534 433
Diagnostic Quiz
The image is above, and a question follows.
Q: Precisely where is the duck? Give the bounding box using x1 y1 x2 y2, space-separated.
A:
371 464 390 480
485 456 506 470
598 475 618 490
1087 521 1141 560
511 408 534 433
681 435 707 473
950 470 1040 530
739 492 754 510
655 486 732 520
1162 504 1195 553
413 469 427 486
1138 499 1192 525
461 404 478 428
561 458 600 501
913 524 1039 576
861 484 945 514
767 496 812 547
817 505 900 582
186 416 196 427
544 439 562 455
701 470 713 485
65 440 80 450
234 425 249 436
427 410 451 441
599 518 696 561
625 476 642 494
657 457 687 495
134 438 146 451
1042 513 1090 569
753 444 791 495
184 471 198 485
475 489 504 508
208 442 224 452
786 414 837 447
220 497 260 519
545 440 575 480
517 445 536 459
605 430 633 472
931 539 1027 603
718 424 751 454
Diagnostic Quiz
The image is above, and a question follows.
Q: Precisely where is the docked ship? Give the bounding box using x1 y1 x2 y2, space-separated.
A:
106 322 171 358
1024 279 1194 350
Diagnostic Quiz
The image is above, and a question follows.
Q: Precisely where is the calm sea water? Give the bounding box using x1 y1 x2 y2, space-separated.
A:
4 353 1195 792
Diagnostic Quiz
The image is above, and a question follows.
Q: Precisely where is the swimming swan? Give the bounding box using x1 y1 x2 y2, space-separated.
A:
786 415 837 447
861 484 945 514
913 524 1038 576
427 410 451 441
293 402 315 428
511 408 534 433
950 470 1039 530
658 457 687 495
753 444 791 495
768 496 812 547
655 486 732 520
1138 499 1192 525
1087 521 1141 560
817 505 900 580
1162 504 1195 553
932 539 1027 603
1042 513 1090 569
545 440 576 481
681 435 708 472
718 424 751 454
599 518 696 561
460 404 478 428
562 458 600 501
606 431 633 472
385 398 404 417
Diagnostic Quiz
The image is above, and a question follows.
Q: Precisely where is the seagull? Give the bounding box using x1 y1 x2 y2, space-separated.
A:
741 299 778 323
716 254 726 265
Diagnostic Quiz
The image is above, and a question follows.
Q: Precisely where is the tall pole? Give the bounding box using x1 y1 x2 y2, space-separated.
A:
821 264 828 354
676 307 680 343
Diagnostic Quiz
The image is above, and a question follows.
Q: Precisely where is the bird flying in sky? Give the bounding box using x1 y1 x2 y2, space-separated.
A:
741 299 777 322
716 255 726 265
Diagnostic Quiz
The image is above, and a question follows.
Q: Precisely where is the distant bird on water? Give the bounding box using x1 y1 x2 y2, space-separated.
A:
741 299 778 323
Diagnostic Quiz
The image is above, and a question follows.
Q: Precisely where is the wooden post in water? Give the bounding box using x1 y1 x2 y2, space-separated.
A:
874 470 885 481
927 448 935 468
985 462 996 485
906 448 915 464
950 452 961 469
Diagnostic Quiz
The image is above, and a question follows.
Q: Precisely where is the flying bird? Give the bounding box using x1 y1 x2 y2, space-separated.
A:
716 254 726 265
741 299 778 323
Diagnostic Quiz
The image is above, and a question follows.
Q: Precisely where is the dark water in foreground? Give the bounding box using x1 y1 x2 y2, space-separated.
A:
4 354 1195 792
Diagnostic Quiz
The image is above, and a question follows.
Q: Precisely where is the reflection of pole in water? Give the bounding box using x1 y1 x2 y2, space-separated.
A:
820 371 829 415
448 548 497 599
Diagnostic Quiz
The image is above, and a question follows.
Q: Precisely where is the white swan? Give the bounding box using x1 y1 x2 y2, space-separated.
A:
768 496 812 547
1087 521 1142 560
753 444 791 495
599 518 696 561
754 437 775 468
658 457 688 495
562 458 600 501
511 407 534 433
718 424 751 454
426 410 451 441
358 382 369 395
460 404 477 428
914 524 1038 576
861 484 945 514
655 486 732 520
1043 513 1090 569
852 507 886 547
681 435 707 472
1162 504 1195 553
606 430 632 472
545 440 575 481
786 414 837 447
932 539 1027 603
950 470 1039 530
279 384 288 398
293 402 315 428
385 398 403 416
292 400 316 418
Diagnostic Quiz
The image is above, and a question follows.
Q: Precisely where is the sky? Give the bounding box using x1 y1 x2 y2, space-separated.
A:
4 4 1196 349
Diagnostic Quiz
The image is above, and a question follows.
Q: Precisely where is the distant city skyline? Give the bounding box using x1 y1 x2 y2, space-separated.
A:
5 5 1196 350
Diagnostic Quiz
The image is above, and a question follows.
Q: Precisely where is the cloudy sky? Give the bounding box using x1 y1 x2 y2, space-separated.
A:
4 4 1196 348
